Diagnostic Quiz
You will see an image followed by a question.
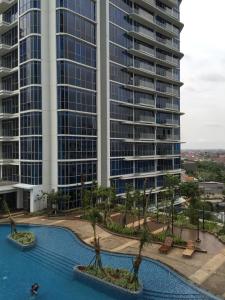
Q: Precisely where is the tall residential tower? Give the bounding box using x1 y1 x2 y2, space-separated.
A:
0 0 183 212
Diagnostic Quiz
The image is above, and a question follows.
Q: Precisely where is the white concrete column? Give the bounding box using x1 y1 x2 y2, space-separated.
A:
16 189 23 209
41 0 58 192
99 0 110 187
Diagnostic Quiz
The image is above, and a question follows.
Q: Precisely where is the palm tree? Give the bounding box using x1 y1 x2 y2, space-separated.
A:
176 213 186 239
88 208 103 270
132 229 151 287
164 174 180 234
2 199 17 234
142 179 148 228
134 190 142 230
101 186 116 225
122 184 133 228
82 189 91 216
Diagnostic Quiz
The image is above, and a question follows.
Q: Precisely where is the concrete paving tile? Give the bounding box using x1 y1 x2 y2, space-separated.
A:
111 240 139 252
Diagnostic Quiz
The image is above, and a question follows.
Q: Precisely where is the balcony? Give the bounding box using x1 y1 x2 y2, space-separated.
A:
136 97 155 107
0 40 17 55
0 158 19 165
130 8 178 38
0 0 17 14
0 66 18 78
156 85 179 97
0 112 18 120
128 27 182 56
157 134 180 142
157 119 180 127
0 88 18 99
118 168 182 180
127 64 182 86
0 136 19 142
136 115 155 123
0 15 17 34
133 0 183 29
161 0 179 7
128 45 179 68
156 103 180 113
136 132 155 140
125 79 155 94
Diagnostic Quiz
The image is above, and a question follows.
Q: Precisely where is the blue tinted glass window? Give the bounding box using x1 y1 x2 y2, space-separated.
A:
58 161 97 185
20 0 40 14
20 61 41 87
56 0 96 21
58 137 97 160
58 112 97 136
20 36 41 63
56 10 96 44
21 137 42 160
57 86 96 113
20 112 42 135
57 61 96 90
57 35 96 67
20 11 41 38
20 86 42 111
21 162 42 185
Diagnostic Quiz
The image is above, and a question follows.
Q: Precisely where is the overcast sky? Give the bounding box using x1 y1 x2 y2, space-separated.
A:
180 0 225 150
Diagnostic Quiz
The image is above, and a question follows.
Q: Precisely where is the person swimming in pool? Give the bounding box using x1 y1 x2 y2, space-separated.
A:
31 283 39 296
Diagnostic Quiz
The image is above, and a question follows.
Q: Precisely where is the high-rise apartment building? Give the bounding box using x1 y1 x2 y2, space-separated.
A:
0 0 183 212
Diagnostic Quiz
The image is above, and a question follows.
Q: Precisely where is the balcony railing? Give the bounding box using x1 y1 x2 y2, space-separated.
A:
136 133 155 139
136 98 155 107
133 79 155 90
132 43 179 66
157 118 179 126
133 7 178 36
132 26 180 51
157 135 173 140
0 0 16 13
136 115 155 123
156 103 179 111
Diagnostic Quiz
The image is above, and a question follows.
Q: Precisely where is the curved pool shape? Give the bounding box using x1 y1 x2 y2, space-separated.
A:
0 224 219 300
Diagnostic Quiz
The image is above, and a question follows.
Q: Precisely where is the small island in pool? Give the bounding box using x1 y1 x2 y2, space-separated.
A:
8 231 36 249
75 265 142 295
74 209 147 297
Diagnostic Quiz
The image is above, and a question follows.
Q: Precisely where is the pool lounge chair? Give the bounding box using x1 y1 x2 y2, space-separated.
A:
159 236 173 254
183 240 195 258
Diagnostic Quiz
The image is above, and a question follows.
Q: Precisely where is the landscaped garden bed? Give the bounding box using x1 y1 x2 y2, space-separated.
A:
8 232 36 250
74 265 143 298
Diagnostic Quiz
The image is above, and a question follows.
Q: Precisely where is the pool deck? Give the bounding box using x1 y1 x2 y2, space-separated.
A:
1 215 225 299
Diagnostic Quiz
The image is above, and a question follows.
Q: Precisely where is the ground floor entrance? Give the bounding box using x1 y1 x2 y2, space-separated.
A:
0 192 17 212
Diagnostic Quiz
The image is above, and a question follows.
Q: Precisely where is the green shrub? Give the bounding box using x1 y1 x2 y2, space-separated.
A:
218 225 225 235
83 266 139 292
11 232 35 245
152 231 186 246
219 235 225 243
106 222 138 236
202 220 220 233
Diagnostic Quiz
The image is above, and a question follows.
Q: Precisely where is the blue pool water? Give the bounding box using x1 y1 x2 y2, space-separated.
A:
0 224 219 300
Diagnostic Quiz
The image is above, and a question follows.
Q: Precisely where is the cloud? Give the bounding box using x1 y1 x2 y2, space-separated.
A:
204 123 223 129
200 73 225 83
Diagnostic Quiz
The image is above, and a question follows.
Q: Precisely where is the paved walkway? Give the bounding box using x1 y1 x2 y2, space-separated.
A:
1 215 225 299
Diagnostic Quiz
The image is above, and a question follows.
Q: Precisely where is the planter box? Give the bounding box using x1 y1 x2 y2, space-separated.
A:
7 234 36 251
74 266 143 300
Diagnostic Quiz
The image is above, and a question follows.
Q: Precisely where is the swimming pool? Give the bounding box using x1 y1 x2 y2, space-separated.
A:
0 224 219 300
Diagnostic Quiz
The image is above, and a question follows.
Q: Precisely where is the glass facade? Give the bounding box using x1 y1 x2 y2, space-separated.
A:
109 0 182 199
0 0 182 211
56 0 97 207
19 1 42 185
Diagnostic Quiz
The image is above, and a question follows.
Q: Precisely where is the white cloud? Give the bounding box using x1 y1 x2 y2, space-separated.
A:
180 0 225 149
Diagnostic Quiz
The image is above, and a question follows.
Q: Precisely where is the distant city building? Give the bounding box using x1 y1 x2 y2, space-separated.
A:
0 0 183 212
183 161 197 173
199 182 225 195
